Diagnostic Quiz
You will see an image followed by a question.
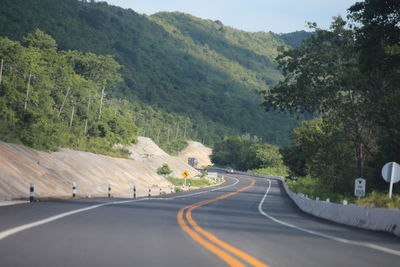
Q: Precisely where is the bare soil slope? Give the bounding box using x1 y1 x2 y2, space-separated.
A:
0 137 202 200
178 141 212 168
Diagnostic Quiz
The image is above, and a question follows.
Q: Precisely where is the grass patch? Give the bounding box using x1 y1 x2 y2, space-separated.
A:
286 176 400 208
355 191 400 209
166 176 217 188
286 176 355 203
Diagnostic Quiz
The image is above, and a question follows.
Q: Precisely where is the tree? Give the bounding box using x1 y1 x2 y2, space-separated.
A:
23 29 57 50
349 0 400 160
0 30 139 155
254 143 284 168
349 0 400 72
211 135 260 170
282 118 356 192
262 17 377 177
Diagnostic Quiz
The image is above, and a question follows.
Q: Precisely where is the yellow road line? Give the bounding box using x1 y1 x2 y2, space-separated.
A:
177 207 246 267
177 179 269 267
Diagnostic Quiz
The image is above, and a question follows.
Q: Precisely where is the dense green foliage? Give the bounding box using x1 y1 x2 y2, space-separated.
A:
264 1 400 196
0 0 303 147
248 166 288 178
276 31 313 48
156 163 172 176
211 135 287 173
286 177 400 209
0 30 138 155
286 176 356 203
281 118 357 193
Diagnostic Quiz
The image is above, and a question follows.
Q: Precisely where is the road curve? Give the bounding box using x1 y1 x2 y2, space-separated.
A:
0 173 399 266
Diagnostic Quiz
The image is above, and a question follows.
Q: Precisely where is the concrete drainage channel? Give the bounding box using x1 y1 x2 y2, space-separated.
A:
214 168 400 238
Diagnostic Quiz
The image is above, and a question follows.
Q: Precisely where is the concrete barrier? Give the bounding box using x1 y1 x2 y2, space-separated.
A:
280 181 400 237
235 170 400 237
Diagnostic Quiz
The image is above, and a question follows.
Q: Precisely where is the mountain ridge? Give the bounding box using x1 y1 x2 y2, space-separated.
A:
0 0 307 145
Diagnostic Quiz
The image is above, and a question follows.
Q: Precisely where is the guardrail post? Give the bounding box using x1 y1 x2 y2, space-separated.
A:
29 182 35 202
72 182 76 198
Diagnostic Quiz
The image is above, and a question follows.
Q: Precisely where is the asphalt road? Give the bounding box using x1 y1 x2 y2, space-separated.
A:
0 174 399 267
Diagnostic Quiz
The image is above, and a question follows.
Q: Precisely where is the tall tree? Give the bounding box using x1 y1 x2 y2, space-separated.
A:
349 0 400 158
262 17 376 177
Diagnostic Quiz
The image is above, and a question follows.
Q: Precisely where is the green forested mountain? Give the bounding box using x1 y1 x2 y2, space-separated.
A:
276 31 313 48
0 0 303 148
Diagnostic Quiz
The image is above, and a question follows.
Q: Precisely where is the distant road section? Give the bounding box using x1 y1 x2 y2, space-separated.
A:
0 174 399 266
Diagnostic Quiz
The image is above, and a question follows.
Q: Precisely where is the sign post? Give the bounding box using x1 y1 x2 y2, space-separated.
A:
381 162 400 198
354 178 366 199
182 171 189 187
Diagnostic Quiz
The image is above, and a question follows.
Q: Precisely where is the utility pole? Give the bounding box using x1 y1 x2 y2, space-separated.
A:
24 74 32 110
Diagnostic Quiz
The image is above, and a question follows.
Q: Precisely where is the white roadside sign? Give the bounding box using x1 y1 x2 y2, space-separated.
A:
381 162 400 198
354 178 366 198
208 172 218 178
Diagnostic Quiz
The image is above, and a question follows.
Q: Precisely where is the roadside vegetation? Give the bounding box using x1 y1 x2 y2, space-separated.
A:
0 30 138 157
157 164 173 176
355 192 400 209
261 1 400 205
211 135 288 177
286 177 400 209
166 176 218 188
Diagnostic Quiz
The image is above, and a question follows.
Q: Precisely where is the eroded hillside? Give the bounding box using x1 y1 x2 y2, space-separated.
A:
0 138 208 200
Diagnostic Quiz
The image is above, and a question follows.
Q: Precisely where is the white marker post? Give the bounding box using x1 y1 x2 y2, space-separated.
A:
108 184 112 198
29 182 35 202
148 188 151 199
72 182 76 198
133 185 136 199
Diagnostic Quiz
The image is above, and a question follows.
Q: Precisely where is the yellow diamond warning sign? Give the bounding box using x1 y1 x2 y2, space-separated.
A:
182 171 189 179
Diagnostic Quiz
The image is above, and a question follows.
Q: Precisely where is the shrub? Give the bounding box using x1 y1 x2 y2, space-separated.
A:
157 163 172 176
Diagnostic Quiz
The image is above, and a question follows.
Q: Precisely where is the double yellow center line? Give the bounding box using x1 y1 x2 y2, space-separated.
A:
177 179 269 267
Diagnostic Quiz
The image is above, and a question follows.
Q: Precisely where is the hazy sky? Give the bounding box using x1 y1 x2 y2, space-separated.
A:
105 0 359 33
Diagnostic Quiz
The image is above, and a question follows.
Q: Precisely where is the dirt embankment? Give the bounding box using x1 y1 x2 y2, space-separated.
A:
178 141 212 168
0 137 210 200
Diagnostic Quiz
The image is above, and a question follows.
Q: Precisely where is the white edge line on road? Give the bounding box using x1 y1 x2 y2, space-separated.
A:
0 177 239 241
258 179 400 257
